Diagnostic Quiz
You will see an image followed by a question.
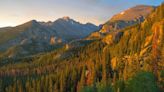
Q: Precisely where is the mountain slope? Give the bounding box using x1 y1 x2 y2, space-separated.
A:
0 17 98 57
87 5 155 40
100 5 155 33
0 3 163 92
110 5 155 21
50 17 98 41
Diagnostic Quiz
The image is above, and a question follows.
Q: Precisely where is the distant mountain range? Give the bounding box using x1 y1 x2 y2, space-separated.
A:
0 17 99 57
0 5 156 58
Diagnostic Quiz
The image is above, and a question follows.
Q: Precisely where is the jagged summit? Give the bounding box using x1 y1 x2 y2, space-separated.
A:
62 16 71 21
26 20 38 24
54 16 78 25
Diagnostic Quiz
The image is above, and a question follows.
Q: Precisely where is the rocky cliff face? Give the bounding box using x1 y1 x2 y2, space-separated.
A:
100 5 155 33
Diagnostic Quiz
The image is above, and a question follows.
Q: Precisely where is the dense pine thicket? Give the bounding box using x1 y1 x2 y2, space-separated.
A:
0 3 164 92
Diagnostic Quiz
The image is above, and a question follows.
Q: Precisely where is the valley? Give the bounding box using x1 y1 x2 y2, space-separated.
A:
0 2 163 92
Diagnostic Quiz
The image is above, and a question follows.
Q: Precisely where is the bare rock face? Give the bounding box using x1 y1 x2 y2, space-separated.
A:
110 5 154 22
102 34 113 45
151 20 164 64
111 57 118 70
102 31 123 45
100 5 155 33
152 20 164 47
50 36 56 45
139 33 153 57
50 36 63 45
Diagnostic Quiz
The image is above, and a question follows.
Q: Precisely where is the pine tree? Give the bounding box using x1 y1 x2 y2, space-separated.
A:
48 78 53 92
77 67 86 91
60 72 66 92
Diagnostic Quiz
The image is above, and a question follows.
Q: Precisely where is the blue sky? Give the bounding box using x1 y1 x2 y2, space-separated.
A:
0 0 163 27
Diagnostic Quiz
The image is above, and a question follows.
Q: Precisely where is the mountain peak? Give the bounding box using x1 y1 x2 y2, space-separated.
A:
17 19 40 28
99 5 155 33
110 5 155 22
62 16 71 21
29 20 38 24
25 20 38 25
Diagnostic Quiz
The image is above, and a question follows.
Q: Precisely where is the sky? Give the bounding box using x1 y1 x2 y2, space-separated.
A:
0 0 163 27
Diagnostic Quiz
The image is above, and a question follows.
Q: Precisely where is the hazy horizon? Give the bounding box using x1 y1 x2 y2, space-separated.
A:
0 0 163 27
